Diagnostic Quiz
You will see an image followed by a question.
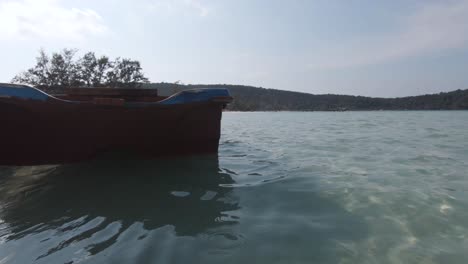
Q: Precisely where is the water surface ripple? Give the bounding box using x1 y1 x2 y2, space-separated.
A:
1 111 468 263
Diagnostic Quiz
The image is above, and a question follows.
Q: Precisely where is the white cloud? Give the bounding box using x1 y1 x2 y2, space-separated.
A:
308 0 468 70
0 0 108 41
148 0 210 17
185 0 209 17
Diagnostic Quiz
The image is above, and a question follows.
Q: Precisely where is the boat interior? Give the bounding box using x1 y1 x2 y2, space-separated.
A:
54 87 168 104
0 83 233 106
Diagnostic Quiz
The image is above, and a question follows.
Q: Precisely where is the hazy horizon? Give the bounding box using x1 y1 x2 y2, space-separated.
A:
2 0 468 97
150 81 468 99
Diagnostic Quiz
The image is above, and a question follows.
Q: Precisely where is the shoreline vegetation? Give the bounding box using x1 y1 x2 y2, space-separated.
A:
143 83 468 111
32 82 468 112
12 49 468 112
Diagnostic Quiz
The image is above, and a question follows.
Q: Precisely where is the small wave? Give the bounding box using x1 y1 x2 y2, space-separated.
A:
221 175 286 188
202 230 246 250
220 140 242 145
221 168 238 175
427 133 449 139
409 154 457 163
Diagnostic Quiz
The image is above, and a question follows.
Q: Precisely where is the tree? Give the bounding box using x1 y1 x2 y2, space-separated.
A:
77 52 113 87
12 49 51 86
48 49 79 87
93 56 112 86
78 52 98 87
12 49 149 88
106 57 149 88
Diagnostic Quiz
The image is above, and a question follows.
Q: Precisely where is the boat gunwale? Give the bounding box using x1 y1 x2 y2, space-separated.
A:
0 84 233 107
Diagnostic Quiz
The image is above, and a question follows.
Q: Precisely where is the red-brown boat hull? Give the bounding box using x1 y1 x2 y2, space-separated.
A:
0 98 225 165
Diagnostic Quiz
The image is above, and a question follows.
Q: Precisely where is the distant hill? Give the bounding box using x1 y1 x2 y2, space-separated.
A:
145 83 468 111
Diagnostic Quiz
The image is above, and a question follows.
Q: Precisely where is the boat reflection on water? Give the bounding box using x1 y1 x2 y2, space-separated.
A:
0 155 240 259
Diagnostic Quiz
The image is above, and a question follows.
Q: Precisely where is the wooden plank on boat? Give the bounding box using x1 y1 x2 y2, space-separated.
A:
65 87 158 97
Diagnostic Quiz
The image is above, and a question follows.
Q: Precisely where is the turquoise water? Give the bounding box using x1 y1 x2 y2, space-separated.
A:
1 111 468 263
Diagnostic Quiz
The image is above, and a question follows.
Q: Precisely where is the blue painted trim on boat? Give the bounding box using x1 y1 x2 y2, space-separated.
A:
124 88 231 107
157 88 231 105
0 84 231 107
0 84 50 101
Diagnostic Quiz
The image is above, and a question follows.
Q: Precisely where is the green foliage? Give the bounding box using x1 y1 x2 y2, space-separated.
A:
12 49 149 88
106 58 148 88
48 48 80 87
78 52 99 87
144 83 468 111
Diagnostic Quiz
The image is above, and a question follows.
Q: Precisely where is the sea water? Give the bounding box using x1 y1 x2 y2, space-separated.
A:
1 111 468 263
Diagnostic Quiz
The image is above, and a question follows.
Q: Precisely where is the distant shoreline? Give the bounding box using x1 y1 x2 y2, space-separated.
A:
146 83 468 111
41 83 468 111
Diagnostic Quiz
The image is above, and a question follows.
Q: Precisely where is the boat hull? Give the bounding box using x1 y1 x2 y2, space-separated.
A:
0 98 226 165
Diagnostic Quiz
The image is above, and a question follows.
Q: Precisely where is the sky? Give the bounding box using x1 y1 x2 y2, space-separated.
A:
1 0 468 97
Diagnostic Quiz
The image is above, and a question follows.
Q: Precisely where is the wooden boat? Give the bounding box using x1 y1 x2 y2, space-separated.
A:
0 83 232 165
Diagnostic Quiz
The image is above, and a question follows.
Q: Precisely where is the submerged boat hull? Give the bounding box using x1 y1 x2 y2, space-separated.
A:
0 84 232 165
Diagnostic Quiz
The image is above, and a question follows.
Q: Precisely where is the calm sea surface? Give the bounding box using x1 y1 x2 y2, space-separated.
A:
1 111 468 264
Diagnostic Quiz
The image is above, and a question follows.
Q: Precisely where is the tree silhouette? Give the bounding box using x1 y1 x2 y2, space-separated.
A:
12 49 149 88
